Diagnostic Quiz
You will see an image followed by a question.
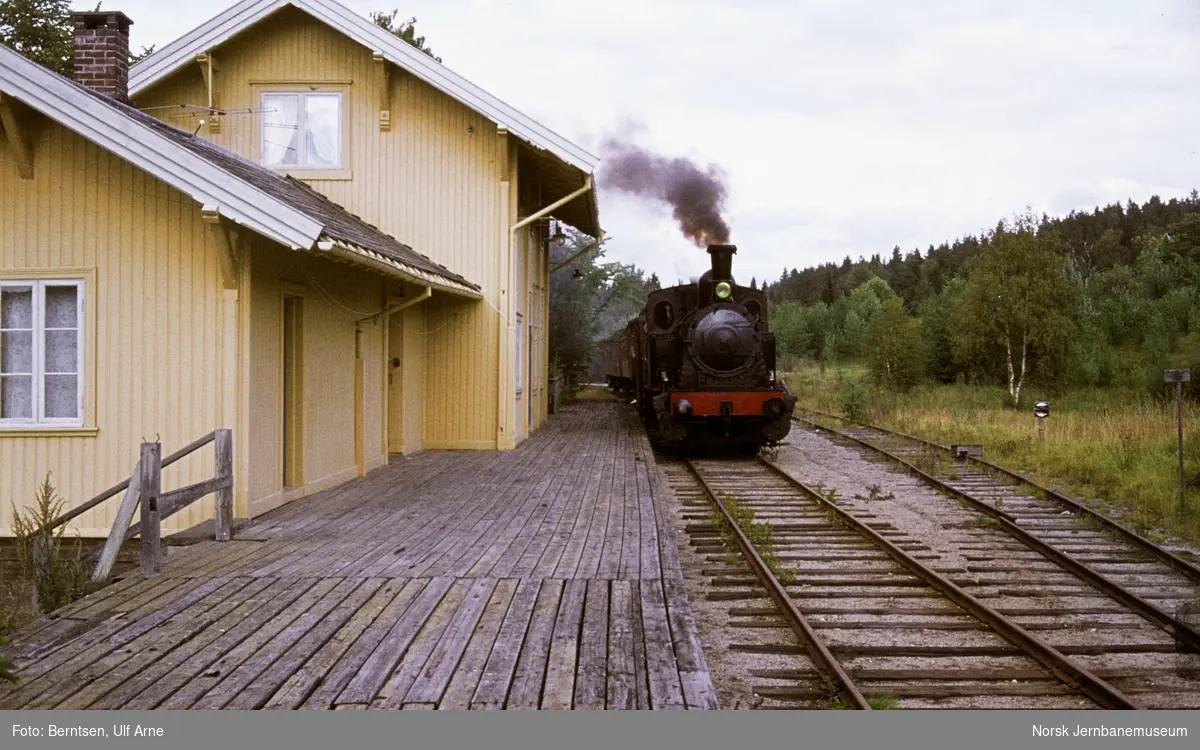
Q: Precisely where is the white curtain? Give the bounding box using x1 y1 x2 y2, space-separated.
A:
305 94 340 168
262 94 300 166
1 286 33 419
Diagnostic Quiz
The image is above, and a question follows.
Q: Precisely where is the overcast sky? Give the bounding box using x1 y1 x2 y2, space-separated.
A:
98 0 1200 286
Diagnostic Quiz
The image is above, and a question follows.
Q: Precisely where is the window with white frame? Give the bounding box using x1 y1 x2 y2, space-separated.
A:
0 280 83 426
261 92 342 170
515 313 524 395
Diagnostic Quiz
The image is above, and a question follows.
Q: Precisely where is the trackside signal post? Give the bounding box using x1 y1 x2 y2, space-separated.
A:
1164 369 1190 512
1034 401 1050 445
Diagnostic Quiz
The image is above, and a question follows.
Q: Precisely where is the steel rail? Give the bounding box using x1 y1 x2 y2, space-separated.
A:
798 407 1200 584
794 412 1200 653
683 459 872 710
757 458 1142 710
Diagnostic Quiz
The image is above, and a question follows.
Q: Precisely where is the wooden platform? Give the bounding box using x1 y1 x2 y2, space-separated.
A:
0 402 717 710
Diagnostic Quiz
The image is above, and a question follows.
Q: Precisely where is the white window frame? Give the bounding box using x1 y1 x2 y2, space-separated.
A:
259 91 344 170
0 279 85 428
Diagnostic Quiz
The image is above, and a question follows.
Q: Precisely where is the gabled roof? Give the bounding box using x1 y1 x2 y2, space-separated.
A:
0 44 480 298
129 0 599 175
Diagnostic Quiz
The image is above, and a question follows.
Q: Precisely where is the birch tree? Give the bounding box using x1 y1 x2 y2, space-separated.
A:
955 214 1077 406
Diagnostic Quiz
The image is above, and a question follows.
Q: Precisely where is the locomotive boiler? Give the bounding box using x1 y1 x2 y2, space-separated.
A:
609 244 796 448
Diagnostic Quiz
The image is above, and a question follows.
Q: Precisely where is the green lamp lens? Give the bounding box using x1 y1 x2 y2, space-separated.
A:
715 282 732 299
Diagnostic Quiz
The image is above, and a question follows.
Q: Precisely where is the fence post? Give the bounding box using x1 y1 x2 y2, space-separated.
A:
139 442 162 576
214 429 234 542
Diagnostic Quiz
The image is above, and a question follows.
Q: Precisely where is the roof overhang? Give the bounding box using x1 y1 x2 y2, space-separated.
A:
519 145 601 239
321 238 482 299
129 0 600 176
0 46 324 251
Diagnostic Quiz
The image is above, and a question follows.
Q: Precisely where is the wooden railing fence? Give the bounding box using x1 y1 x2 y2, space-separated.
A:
34 429 234 583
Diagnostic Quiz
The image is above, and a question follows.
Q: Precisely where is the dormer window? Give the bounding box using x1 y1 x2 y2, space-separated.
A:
261 91 343 170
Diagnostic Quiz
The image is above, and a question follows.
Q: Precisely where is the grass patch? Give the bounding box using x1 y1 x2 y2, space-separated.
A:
785 362 1200 543
710 492 794 584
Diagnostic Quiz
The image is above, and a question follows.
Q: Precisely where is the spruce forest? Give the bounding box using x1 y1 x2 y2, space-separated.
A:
764 191 1200 403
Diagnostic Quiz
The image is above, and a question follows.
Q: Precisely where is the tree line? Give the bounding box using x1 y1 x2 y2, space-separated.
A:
549 232 658 389
767 191 1200 405
0 1 438 71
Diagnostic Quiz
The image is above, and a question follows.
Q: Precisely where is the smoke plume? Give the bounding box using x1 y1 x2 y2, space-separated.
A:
598 138 730 246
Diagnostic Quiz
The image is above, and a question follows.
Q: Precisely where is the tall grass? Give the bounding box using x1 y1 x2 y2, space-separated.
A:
784 363 1200 542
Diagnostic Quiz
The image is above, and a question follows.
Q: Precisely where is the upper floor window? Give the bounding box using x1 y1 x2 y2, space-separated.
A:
0 280 84 426
261 92 343 170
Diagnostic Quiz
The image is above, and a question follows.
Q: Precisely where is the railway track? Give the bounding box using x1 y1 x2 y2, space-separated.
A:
662 455 1200 709
793 409 1200 651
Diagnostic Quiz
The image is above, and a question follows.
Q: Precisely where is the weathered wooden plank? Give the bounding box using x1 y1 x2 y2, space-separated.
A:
334 577 453 706
117 578 315 709
139 442 163 576
574 427 617 579
640 580 685 710
470 579 545 709
541 578 587 709
390 449 532 577
636 447 661 581
48 578 260 709
191 578 361 708
410 437 556 578
504 579 564 709
463 432 575 578
370 579 473 707
214 428 234 542
401 578 496 705
552 430 608 578
222 578 386 709
156 578 340 708
355 457 506 578
573 579 609 709
530 445 596 579
438 580 518 709
295 577 432 709
619 430 643 578
630 581 650 709
509 419 605 578
79 577 285 709
606 580 635 710
266 578 412 709
596 428 628 579
522 423 605 579
663 574 718 710
92 460 141 583
481 429 594 578
6 574 233 702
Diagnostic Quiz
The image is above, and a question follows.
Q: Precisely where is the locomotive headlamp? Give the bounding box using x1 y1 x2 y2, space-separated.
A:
715 281 732 300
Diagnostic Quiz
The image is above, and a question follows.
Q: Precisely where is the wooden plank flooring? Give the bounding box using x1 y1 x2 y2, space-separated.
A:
0 402 717 710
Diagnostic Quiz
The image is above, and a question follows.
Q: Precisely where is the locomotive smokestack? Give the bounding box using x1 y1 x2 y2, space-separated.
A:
708 244 736 282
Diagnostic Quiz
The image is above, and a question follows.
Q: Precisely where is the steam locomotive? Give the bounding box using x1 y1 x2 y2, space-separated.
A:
605 244 796 448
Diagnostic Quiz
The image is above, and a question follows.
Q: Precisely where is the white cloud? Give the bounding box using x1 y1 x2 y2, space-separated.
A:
96 0 1200 286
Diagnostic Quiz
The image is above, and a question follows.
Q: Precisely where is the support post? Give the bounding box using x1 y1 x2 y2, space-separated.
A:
1179 379 1185 514
139 442 162 576
214 429 234 542
1037 418 1045 446
1164 369 1190 513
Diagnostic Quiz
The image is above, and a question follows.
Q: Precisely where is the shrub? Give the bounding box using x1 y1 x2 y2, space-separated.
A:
838 383 869 423
11 474 95 615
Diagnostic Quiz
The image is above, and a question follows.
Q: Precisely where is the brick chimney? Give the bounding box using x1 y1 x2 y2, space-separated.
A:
72 11 134 102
